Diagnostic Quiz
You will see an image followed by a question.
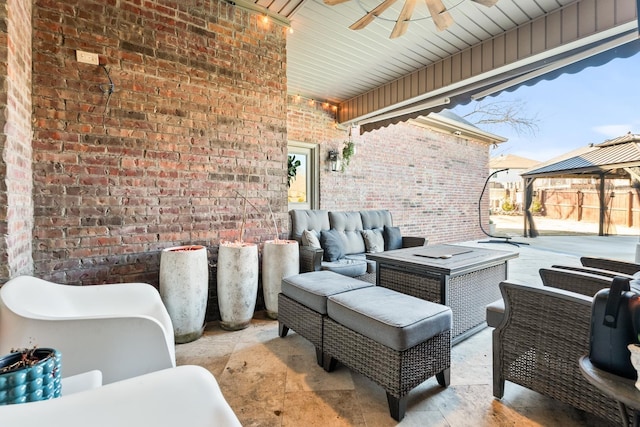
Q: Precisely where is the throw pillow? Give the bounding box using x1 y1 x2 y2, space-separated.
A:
320 229 345 262
383 225 403 251
361 229 384 253
301 230 321 248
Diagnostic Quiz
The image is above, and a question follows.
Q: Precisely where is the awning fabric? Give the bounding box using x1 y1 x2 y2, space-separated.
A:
360 34 640 135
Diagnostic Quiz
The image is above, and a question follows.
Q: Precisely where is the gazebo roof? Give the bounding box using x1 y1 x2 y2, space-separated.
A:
522 133 640 178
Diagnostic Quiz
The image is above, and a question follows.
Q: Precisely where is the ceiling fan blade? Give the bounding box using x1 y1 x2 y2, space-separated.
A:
324 0 352 5
425 0 453 31
471 0 499 6
350 0 399 30
390 0 417 39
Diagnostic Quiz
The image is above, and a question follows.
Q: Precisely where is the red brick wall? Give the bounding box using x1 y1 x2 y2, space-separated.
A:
0 0 33 282
287 102 490 244
1 0 489 294
32 1 288 284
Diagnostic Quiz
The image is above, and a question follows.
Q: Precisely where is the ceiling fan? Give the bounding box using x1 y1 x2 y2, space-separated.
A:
324 0 499 39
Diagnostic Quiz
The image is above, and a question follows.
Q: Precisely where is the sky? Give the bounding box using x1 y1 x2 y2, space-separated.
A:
451 51 640 163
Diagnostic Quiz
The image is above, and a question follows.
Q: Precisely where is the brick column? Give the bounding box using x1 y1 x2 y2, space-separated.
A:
0 0 34 282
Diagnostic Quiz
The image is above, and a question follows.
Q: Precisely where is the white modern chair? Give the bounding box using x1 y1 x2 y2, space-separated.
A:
0 276 176 384
0 365 242 427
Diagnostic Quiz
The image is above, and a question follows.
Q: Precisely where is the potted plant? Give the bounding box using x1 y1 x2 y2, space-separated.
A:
341 139 355 172
261 202 299 319
159 245 209 343
0 347 62 405
288 155 301 187
217 189 260 331
217 179 299 326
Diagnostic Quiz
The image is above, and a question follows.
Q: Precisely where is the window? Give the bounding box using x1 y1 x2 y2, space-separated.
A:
288 141 318 210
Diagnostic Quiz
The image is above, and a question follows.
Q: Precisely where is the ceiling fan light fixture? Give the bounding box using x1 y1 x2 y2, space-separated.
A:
331 0 499 38
349 0 398 31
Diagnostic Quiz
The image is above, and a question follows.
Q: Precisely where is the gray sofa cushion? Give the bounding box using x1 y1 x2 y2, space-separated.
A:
360 210 393 230
281 271 374 314
361 229 384 253
301 230 321 248
345 254 376 274
320 229 344 261
327 287 452 351
290 210 330 242
486 299 504 328
328 211 366 255
321 259 368 277
383 225 403 250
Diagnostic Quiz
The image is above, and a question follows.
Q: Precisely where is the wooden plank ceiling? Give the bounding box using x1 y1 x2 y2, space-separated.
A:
253 0 639 125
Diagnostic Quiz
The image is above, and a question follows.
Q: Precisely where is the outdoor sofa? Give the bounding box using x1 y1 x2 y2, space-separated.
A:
289 209 426 283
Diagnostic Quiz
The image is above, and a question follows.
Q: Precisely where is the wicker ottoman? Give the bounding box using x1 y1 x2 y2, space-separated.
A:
323 286 452 421
278 271 374 364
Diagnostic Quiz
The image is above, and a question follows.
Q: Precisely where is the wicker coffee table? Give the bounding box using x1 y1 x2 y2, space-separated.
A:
367 244 517 345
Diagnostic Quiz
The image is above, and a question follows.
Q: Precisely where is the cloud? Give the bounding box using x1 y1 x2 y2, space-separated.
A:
592 124 635 138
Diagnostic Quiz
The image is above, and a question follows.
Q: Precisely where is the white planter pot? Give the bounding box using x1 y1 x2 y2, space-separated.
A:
159 245 209 344
628 344 640 390
217 243 259 331
262 240 299 319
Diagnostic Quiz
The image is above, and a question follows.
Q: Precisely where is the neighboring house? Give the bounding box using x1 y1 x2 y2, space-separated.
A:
489 154 540 212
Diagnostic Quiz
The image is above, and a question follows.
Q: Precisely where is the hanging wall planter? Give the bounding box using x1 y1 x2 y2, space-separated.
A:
0 347 62 405
159 245 209 344
217 242 259 331
262 240 299 319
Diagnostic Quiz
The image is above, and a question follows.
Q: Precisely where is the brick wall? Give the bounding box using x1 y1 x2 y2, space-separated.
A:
0 0 34 282
287 101 490 244
32 1 288 285
0 0 489 309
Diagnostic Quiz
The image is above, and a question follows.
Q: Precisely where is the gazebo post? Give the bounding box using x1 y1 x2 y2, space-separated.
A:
523 177 537 238
598 173 605 236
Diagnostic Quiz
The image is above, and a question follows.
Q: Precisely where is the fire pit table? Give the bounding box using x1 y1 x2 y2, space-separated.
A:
367 244 518 345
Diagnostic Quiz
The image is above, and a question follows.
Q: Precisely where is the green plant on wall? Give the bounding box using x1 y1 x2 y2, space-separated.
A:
287 155 301 188
341 140 354 172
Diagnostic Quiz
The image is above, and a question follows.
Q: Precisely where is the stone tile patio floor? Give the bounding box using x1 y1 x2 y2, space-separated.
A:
176 233 638 426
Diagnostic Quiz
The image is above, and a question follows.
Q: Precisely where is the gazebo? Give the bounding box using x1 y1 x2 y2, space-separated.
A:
521 133 640 237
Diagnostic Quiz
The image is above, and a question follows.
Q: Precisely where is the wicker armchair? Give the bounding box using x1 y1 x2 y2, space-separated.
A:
580 256 640 275
539 267 615 297
493 280 622 424
550 264 635 280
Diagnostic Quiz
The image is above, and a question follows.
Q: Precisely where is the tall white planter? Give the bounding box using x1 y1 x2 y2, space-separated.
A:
262 240 299 319
159 245 209 344
217 243 259 331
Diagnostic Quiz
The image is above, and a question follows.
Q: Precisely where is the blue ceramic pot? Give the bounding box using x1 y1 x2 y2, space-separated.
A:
0 348 62 405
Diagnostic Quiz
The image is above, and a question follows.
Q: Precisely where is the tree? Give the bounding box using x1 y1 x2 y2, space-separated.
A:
462 99 540 136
